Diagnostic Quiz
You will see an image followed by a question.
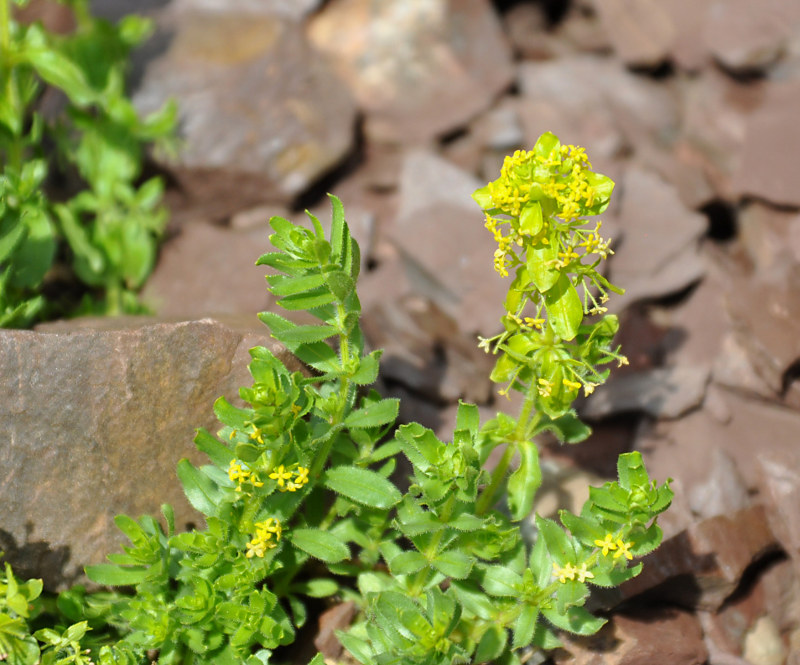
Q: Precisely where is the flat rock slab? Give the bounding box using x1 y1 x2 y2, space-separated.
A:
732 80 800 207
141 221 276 319
0 318 289 589
580 365 709 420
134 6 357 217
609 168 707 310
307 0 514 143
517 56 679 148
555 607 707 665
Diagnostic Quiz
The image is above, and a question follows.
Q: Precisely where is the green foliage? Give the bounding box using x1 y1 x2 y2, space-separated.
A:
5 136 672 665
0 0 175 326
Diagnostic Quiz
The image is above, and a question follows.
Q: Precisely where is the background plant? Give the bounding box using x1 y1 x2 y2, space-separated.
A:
0 134 672 665
0 0 175 326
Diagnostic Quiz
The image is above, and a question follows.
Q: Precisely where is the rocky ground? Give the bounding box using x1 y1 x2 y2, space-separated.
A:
4 1 800 663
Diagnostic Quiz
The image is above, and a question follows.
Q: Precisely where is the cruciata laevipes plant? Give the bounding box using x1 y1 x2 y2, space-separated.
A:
0 132 672 665
0 0 175 326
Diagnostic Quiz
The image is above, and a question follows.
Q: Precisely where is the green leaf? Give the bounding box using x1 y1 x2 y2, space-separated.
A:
471 184 493 210
481 566 523 597
291 528 349 563
536 410 592 444
84 563 148 586
559 510 604 548
455 401 480 437
194 428 234 469
534 131 560 159
328 193 346 264
23 37 97 106
344 398 399 429
290 578 339 598
322 466 402 509
388 551 427 576
213 396 251 430
337 631 373 665
617 451 650 491
542 605 606 636
513 606 539 649
323 268 354 302
268 273 327 297
589 562 642 587
519 201 543 236
475 624 507 663
507 438 541 521
431 551 474 579
526 236 560 293
10 207 55 289
176 459 221 517
259 312 337 345
277 288 337 311
350 350 382 385
535 515 575 564
545 273 583 341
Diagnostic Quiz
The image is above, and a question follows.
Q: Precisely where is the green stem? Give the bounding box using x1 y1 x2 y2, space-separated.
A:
307 304 353 483
475 390 538 516
408 492 458 596
0 0 9 53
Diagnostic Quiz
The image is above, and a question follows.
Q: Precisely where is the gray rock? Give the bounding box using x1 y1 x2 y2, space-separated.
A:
723 268 800 403
0 318 291 589
133 7 357 218
705 0 800 74
638 389 800 496
389 150 507 335
517 56 680 148
580 365 709 420
678 69 756 200
620 504 780 610
142 221 276 320
588 0 675 67
660 0 714 71
689 448 750 520
307 0 514 143
609 168 707 309
732 80 800 207
361 296 494 405
759 449 800 573
554 608 708 665
396 149 483 223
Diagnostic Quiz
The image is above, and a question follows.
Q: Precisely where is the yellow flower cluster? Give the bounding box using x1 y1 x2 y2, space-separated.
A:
594 533 634 560
552 561 594 584
477 136 614 279
245 518 282 558
269 465 310 492
228 459 264 492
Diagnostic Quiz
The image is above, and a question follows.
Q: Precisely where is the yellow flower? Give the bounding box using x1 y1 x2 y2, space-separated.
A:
562 378 582 391
613 539 634 560
255 518 282 542
246 518 282 558
249 425 264 444
537 377 553 397
287 466 310 492
575 563 595 583
228 459 251 491
594 533 617 556
269 465 293 487
552 562 577 583
245 538 269 558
